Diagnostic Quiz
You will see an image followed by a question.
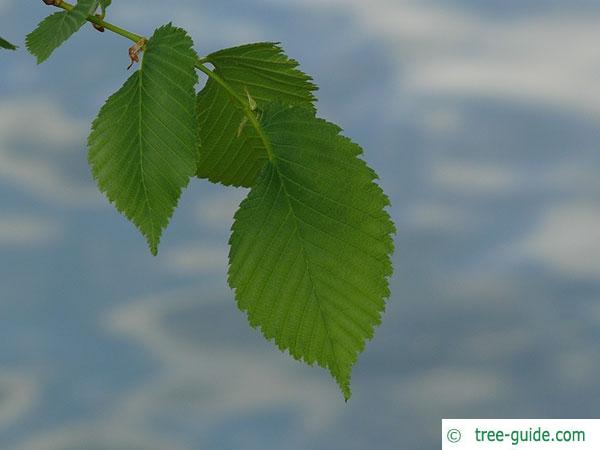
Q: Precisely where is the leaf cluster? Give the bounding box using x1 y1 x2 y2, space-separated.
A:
16 0 396 399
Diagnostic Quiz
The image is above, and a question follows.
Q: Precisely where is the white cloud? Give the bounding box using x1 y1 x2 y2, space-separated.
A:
543 164 600 195
554 349 600 387
0 214 62 246
16 427 182 450
397 367 509 412
261 0 600 117
163 241 228 274
403 202 472 231
405 15 600 116
0 98 100 207
0 371 40 429
0 99 87 150
458 328 538 362
516 202 600 278
436 273 524 309
104 289 341 436
431 161 518 195
421 108 465 135
194 189 247 229
0 151 99 206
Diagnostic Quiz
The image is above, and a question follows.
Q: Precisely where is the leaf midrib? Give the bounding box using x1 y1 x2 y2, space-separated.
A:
195 63 275 163
137 51 157 253
271 159 345 388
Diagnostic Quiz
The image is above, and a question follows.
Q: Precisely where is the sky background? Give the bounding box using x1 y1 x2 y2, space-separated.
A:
2 1 600 449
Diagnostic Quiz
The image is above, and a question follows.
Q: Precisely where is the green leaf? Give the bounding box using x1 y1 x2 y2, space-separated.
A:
99 0 112 16
196 43 317 187
88 24 199 255
228 104 395 399
26 0 98 64
0 36 18 50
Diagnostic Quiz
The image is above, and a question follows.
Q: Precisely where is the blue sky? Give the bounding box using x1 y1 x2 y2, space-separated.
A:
2 1 600 449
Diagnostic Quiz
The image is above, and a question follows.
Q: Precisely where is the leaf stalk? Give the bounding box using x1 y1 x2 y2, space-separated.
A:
53 0 144 43
47 0 274 161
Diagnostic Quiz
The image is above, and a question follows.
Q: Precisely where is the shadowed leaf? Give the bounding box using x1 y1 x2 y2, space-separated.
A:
196 43 317 187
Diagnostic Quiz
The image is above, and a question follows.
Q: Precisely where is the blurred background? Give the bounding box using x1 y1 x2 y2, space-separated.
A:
2 0 600 449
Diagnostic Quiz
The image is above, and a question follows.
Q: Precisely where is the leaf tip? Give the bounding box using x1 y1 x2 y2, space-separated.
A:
343 389 352 402
147 239 159 256
331 366 353 401
142 228 161 256
338 378 352 402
